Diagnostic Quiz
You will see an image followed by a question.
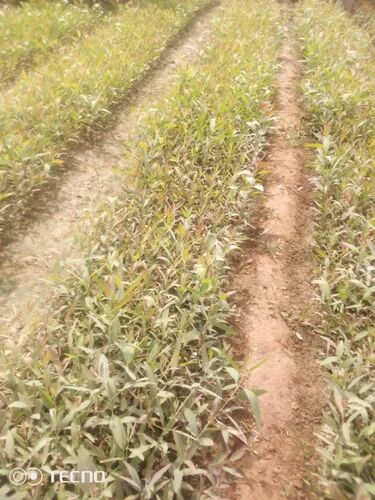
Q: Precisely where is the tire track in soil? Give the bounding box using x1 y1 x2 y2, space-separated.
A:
231 7 323 500
0 2 221 338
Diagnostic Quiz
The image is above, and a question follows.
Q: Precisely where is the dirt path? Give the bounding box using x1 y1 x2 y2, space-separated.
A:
0 3 220 338
232 8 323 500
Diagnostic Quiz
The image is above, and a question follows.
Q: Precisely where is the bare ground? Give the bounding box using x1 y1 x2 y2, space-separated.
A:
0 2 220 338
231 9 323 500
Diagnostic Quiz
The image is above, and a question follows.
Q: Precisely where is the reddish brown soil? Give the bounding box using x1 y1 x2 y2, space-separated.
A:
231 11 323 500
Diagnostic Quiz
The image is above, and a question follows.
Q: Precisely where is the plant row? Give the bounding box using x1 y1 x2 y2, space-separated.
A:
0 0 208 234
0 0 106 88
0 0 282 497
297 1 375 497
355 5 375 45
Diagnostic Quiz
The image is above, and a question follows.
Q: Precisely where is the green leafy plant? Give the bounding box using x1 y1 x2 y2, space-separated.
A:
0 0 282 497
0 0 209 233
297 1 375 497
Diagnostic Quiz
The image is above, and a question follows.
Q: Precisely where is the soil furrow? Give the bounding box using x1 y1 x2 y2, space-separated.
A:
0 3 220 337
233 9 323 500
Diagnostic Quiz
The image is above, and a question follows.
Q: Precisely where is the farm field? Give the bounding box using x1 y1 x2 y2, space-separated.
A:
0 0 374 499
0 0 208 236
